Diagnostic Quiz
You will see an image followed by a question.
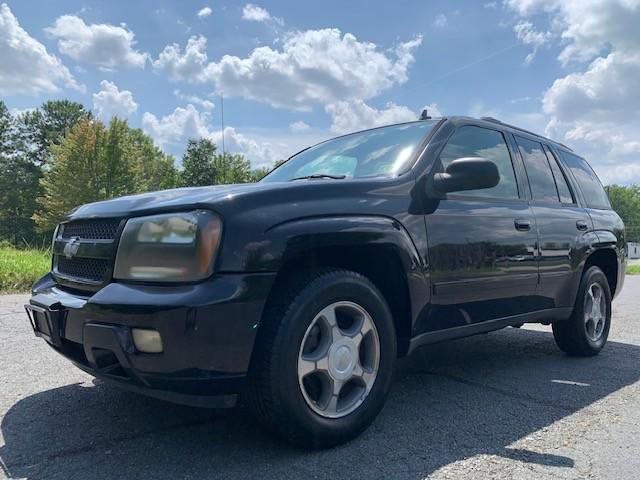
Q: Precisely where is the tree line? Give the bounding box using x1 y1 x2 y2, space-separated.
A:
0 100 277 247
605 185 640 244
1 99 639 248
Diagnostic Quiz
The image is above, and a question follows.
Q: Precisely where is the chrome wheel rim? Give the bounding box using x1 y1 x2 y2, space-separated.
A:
584 282 606 342
297 301 380 419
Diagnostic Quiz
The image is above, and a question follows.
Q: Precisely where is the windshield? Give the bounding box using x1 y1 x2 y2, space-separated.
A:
261 121 438 182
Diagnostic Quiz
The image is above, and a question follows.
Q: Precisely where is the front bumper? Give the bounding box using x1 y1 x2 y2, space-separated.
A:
26 272 276 407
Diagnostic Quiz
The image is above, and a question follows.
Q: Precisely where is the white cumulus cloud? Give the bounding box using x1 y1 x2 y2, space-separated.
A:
513 21 552 63
0 3 80 95
241 4 283 25
206 29 423 110
197 6 212 18
153 35 210 83
142 105 304 168
507 0 640 184
289 120 310 132
152 29 423 111
92 80 138 121
46 15 148 69
326 100 441 134
173 89 214 110
142 104 211 149
433 14 448 28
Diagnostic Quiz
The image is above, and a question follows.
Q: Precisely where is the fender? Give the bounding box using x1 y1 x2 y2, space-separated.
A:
256 214 431 336
592 229 619 248
562 230 601 306
264 214 422 270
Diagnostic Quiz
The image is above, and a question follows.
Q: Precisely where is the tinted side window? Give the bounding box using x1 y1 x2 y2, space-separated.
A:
440 126 518 199
559 151 611 209
545 147 574 204
516 136 558 202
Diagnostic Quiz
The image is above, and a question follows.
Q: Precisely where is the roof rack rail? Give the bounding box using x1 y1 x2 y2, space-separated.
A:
478 116 573 151
480 116 502 124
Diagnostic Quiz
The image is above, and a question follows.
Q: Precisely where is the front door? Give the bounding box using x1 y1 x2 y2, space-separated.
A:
424 125 539 332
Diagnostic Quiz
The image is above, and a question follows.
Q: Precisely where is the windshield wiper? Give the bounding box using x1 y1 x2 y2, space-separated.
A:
289 173 347 181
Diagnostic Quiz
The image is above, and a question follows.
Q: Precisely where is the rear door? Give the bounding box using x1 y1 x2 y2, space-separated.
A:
424 124 539 332
513 135 592 309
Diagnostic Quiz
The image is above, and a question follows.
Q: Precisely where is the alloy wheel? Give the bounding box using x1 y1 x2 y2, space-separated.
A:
297 301 380 419
584 282 606 342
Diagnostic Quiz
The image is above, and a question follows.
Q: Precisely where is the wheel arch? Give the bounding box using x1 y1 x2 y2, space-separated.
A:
260 215 428 357
583 247 619 296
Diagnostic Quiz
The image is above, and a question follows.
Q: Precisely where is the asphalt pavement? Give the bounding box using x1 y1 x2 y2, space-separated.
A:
1 278 639 479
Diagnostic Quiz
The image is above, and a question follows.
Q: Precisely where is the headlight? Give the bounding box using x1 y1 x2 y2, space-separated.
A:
114 210 222 282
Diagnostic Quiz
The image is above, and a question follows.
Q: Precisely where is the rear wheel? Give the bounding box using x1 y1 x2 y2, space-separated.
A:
248 269 396 449
552 266 611 356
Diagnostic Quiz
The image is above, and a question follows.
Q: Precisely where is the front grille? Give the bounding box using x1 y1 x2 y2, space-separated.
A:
54 218 122 288
62 219 120 240
56 256 110 283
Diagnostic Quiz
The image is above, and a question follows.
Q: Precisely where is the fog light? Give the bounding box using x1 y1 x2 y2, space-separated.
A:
132 328 163 353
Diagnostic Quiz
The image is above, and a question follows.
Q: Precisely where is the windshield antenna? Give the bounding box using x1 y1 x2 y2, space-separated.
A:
420 108 432 120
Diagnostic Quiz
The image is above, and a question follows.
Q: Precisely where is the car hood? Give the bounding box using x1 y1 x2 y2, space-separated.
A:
67 182 281 219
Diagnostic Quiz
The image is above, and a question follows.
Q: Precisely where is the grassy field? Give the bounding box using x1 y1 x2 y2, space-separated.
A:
0 246 50 293
0 244 638 294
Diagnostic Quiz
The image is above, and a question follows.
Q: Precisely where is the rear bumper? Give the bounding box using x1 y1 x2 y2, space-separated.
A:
27 272 276 407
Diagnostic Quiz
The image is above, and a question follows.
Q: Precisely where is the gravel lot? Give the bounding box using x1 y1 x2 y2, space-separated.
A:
1 278 639 480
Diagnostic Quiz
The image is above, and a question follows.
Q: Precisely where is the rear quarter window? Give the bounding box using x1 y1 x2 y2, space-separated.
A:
559 151 610 209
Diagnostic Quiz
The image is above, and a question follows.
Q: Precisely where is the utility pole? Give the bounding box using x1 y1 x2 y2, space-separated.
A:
220 92 225 157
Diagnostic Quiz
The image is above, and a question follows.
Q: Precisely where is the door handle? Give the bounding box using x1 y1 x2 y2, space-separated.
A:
576 220 589 231
514 219 531 231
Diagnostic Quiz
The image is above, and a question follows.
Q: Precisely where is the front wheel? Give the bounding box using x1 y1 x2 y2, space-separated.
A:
247 269 396 449
552 266 612 356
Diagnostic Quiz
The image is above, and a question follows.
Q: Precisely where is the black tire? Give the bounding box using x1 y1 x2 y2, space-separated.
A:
247 269 396 449
552 266 612 357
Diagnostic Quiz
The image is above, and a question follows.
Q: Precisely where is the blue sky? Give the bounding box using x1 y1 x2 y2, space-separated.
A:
2 1 639 184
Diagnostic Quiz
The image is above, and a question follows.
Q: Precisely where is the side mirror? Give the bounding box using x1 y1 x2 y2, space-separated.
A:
433 157 499 194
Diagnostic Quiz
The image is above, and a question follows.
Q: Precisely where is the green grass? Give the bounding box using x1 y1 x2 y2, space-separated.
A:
0 245 50 293
0 243 638 293
627 264 640 275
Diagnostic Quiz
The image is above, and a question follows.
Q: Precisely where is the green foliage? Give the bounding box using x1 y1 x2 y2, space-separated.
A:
0 245 50 293
181 138 217 186
128 128 180 191
0 101 43 245
1 98 272 248
35 117 181 231
248 167 270 182
272 158 287 169
18 100 91 166
627 264 640 275
212 153 253 184
34 119 106 231
181 138 258 186
1 100 90 245
607 185 640 242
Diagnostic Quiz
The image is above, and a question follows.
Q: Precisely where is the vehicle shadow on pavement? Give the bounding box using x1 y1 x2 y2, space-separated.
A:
1 327 639 479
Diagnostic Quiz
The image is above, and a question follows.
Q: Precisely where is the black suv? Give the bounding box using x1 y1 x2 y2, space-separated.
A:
26 116 625 448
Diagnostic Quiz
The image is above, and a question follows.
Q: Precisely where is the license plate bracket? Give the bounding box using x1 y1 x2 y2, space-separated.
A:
24 300 67 347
